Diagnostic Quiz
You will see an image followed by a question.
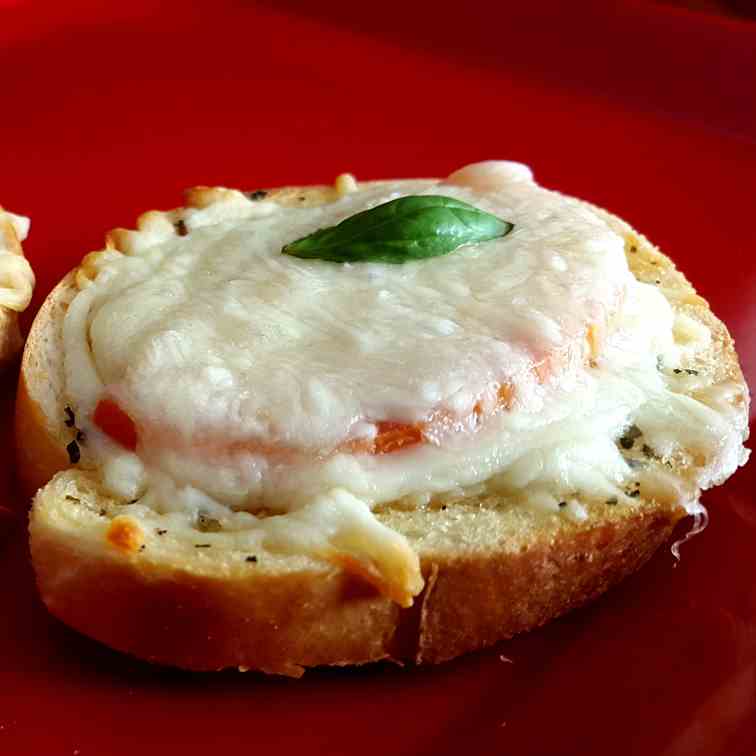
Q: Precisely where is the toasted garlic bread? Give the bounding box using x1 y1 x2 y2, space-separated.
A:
0 208 34 365
18 165 749 676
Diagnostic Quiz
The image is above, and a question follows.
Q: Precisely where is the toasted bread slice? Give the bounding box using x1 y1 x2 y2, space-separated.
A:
0 208 34 365
18 181 749 676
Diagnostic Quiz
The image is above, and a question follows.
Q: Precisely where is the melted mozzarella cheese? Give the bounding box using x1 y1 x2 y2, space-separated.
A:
61 162 750 605
70 170 627 450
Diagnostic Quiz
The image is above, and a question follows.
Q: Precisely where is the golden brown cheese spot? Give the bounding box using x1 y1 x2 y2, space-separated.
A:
106 516 145 553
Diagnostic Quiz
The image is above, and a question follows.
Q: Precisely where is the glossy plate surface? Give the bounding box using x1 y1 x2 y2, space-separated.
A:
1 2 755 754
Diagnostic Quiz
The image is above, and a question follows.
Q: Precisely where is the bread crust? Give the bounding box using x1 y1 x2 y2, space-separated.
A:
30 470 679 676
15 273 78 498
18 182 750 675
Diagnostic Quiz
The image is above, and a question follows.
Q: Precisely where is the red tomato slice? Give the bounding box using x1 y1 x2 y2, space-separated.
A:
90 322 598 459
93 398 138 451
373 421 424 454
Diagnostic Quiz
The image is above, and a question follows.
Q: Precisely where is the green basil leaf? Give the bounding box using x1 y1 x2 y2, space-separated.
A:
281 195 513 264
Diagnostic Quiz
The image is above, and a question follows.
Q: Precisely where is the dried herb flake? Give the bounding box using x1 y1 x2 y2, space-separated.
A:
66 440 81 464
197 514 222 533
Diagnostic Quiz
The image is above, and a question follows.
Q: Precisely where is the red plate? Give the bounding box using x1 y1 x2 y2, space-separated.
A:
1 2 755 754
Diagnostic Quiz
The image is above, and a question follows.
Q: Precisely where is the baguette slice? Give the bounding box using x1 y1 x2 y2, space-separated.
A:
18 182 749 677
0 208 34 365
